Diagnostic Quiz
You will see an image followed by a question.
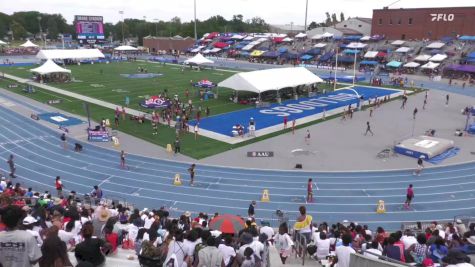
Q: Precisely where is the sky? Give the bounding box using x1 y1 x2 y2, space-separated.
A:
2 0 475 25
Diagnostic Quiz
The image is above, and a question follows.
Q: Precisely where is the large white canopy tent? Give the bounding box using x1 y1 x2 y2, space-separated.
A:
421 62 440 69
295 33 307 38
426 42 445 49
429 54 448 62
36 49 105 60
395 47 411 53
313 43 327 48
30 59 71 75
184 53 214 65
364 51 378 58
403 62 421 68
414 55 432 62
114 45 139 51
0 40 7 45
391 40 405 46
20 40 38 48
218 67 323 94
346 42 367 49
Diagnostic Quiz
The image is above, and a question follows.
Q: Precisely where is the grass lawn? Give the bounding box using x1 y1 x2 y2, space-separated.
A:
0 62 340 159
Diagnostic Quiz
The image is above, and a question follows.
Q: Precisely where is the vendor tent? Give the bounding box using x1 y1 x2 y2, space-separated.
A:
282 37 293 42
360 36 371 41
210 48 222 53
429 54 447 62
386 61 402 68
36 49 105 60
364 51 378 58
30 59 71 75
421 62 440 69
414 54 432 62
445 64 475 73
311 34 323 40
395 47 411 53
114 45 138 51
0 40 7 45
184 53 214 65
20 40 38 48
250 50 265 57
295 33 307 38
231 34 245 40
313 43 327 48
391 40 405 46
322 32 334 38
403 62 421 68
346 42 367 49
360 60 378 65
426 42 445 49
218 67 323 94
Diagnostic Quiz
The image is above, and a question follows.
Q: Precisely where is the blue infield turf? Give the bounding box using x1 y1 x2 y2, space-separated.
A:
38 112 84 126
191 86 400 136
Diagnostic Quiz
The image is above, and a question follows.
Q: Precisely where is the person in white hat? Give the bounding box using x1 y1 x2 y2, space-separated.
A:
23 215 43 246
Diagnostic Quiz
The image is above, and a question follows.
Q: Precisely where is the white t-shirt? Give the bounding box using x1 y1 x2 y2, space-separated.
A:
335 245 355 267
183 239 198 257
143 217 155 229
239 241 264 258
26 229 43 246
316 239 331 260
166 241 187 267
274 233 293 251
218 244 236 265
0 230 42 267
58 230 75 245
364 248 382 259
446 264 474 267
260 226 275 241
401 235 417 249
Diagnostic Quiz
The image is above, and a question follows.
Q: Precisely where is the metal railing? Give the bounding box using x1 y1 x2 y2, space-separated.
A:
292 230 308 266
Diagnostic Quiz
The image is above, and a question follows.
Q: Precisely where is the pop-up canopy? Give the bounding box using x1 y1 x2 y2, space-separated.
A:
114 45 139 51
184 53 214 65
30 59 71 75
20 40 39 48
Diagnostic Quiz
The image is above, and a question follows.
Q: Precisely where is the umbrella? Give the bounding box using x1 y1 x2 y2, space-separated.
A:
209 214 245 234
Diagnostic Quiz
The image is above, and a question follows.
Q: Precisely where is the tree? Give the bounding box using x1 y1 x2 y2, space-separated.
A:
340 12 345 22
46 16 59 39
308 21 318 30
0 12 11 39
10 20 27 39
325 12 331 26
331 13 338 25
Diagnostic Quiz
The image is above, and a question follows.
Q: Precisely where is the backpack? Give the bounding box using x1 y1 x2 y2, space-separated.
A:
192 243 207 265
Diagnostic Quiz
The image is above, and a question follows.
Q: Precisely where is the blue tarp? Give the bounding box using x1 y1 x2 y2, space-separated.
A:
320 74 366 82
239 51 250 57
426 148 460 165
319 52 334 62
386 61 402 68
336 56 355 63
263 51 280 58
459 36 475 41
284 53 298 59
300 54 313 60
344 35 363 41
360 60 378 65
468 52 475 58
306 48 321 55
278 47 288 53
343 49 360 54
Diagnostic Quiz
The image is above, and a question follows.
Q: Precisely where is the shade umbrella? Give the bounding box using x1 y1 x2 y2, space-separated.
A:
209 214 245 234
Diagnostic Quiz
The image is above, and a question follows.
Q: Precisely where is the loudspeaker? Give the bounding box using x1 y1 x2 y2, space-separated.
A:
295 164 302 169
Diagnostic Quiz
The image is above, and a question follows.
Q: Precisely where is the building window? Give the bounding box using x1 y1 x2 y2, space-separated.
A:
378 18 382 25
389 18 393 25
408 18 413 25
398 18 401 25
344 24 347 27
358 25 362 27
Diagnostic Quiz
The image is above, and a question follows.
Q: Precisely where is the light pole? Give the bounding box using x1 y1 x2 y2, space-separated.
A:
290 22 294 34
154 19 158 36
194 0 197 40
119 11 124 44
304 0 308 32
37 16 42 45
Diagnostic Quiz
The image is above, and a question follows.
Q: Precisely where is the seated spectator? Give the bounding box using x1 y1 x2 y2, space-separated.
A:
401 230 417 250
442 249 474 267
58 220 76 249
335 233 355 267
22 215 43 247
364 241 382 260
74 221 112 267
429 236 449 264
140 231 163 258
408 233 428 265
39 226 72 267
383 235 401 261
315 232 331 260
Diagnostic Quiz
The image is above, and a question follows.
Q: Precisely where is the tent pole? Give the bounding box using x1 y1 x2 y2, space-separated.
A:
333 46 338 91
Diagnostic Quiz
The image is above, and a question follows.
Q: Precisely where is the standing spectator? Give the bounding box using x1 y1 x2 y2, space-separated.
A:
413 107 418 119
413 157 424 176
423 98 427 110
305 129 311 145
283 116 288 129
292 119 296 134
197 236 225 267
23 215 43 246
75 221 112 266
364 121 374 136
174 137 181 154
205 106 210 117
188 164 196 186
194 123 199 140
404 184 414 209
60 133 67 150
293 206 313 253
335 234 355 267
446 94 450 106
274 223 293 264
91 185 103 204
39 226 72 267
383 235 401 261
248 201 256 218
55 176 63 197
7 154 16 178
0 205 42 267
307 178 314 203
120 150 127 169
218 235 236 266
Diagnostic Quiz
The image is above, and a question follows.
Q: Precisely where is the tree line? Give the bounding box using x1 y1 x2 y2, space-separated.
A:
307 12 348 30
0 11 270 45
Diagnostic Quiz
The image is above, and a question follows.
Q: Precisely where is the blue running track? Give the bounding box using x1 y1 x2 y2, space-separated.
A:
1 105 475 230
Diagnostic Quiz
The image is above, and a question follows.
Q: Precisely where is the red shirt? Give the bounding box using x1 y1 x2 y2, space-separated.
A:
56 180 62 190
407 187 414 197
283 117 288 124
307 182 312 193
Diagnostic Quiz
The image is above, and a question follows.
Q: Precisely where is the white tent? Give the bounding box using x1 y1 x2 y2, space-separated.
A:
202 49 211 54
20 40 38 48
360 36 371 41
421 62 440 69
395 47 411 53
243 36 254 41
295 33 307 38
36 49 105 60
364 51 378 58
322 32 334 38
209 48 221 53
30 59 71 75
218 67 323 94
311 34 323 40
429 54 447 62
114 45 139 51
414 55 432 62
184 53 214 65
426 42 445 49
0 40 7 45
282 37 293 42
231 34 245 40
403 62 421 68
313 43 327 48
346 42 367 49
391 40 405 46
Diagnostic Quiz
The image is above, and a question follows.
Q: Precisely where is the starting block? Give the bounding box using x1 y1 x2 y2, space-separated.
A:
173 173 182 186
112 136 120 147
261 189 270 202
166 144 173 154
376 200 386 214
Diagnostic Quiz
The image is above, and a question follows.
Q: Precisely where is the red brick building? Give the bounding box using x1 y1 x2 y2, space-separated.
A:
371 7 475 40
143 36 195 54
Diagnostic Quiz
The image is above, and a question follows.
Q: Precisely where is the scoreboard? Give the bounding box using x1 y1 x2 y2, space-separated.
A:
74 15 105 44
